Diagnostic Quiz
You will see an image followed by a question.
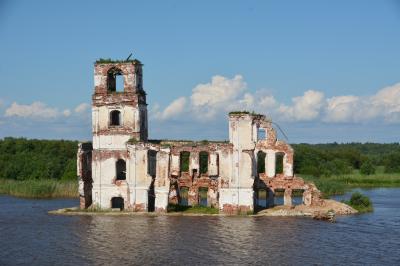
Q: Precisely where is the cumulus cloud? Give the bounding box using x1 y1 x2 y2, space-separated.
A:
152 75 400 125
74 103 90 113
190 75 247 119
278 90 325 121
63 109 72 117
4 101 91 120
155 97 187 120
5 102 60 119
370 83 400 123
322 83 400 123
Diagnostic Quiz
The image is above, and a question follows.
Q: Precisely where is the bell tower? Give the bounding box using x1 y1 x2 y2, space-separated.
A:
92 59 148 149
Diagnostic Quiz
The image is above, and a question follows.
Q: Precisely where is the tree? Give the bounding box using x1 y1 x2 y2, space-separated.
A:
360 160 376 175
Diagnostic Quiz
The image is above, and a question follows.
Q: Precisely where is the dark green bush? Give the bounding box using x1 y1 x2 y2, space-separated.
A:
360 160 376 175
384 152 400 173
347 192 373 213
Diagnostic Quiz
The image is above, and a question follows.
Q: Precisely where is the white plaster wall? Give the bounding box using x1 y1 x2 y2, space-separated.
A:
229 116 255 150
94 105 138 131
208 153 218 176
238 188 254 207
284 154 293 176
219 188 253 210
266 149 276 177
219 188 237 209
170 154 180 176
155 188 169 211
92 157 115 186
93 135 131 150
239 152 254 188
189 152 199 174
131 148 151 187
134 188 149 206
218 150 232 184
92 183 130 209
156 151 170 187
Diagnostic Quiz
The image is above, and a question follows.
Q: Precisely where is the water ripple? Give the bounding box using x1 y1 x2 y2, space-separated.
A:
1 188 400 265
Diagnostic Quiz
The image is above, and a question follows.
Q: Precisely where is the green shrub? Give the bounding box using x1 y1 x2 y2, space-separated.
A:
384 152 400 173
346 192 373 213
360 160 376 175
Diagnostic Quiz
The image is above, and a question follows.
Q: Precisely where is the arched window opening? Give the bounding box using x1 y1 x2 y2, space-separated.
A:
257 151 266 174
180 151 190 172
199 151 208 174
111 197 124 210
275 152 284 175
147 150 157 178
116 159 126 180
179 187 189 206
274 189 285 206
292 189 305 206
257 188 268 209
258 128 266 140
148 178 155 212
215 153 220 177
107 67 124 92
198 187 208 206
110 110 121 126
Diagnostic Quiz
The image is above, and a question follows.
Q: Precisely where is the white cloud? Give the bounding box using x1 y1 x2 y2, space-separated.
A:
323 95 360 123
74 103 90 113
191 75 246 107
258 94 277 108
190 75 247 119
155 97 187 120
278 90 325 121
322 83 400 123
63 109 72 117
5 102 59 119
152 74 400 125
4 101 91 121
370 83 400 123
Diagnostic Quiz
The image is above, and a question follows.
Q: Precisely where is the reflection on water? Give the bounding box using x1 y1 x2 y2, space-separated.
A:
1 188 400 265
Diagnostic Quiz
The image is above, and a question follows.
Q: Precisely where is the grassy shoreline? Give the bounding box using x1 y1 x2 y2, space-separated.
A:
0 179 78 198
1 172 400 199
302 173 400 197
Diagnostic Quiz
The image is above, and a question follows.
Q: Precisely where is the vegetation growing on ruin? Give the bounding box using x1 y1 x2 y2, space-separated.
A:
167 204 219 214
95 58 142 64
229 110 264 116
345 192 373 213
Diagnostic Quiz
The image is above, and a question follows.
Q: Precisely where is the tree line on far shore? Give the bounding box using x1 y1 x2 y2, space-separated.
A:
0 137 77 181
292 143 400 177
0 137 399 181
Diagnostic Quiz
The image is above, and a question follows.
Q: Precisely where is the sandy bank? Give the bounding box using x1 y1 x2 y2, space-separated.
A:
49 199 356 218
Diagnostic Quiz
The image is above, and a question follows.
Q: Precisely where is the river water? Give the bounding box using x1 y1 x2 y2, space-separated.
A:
0 188 399 265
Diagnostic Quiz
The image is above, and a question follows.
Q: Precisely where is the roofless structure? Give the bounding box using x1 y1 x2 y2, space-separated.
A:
77 58 322 213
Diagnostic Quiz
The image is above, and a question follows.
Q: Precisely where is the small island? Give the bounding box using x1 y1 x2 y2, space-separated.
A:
43 59 376 219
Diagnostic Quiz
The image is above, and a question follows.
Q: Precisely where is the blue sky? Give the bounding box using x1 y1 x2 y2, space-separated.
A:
1 0 400 143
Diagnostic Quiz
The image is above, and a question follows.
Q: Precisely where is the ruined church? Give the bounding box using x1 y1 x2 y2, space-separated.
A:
77 58 322 214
